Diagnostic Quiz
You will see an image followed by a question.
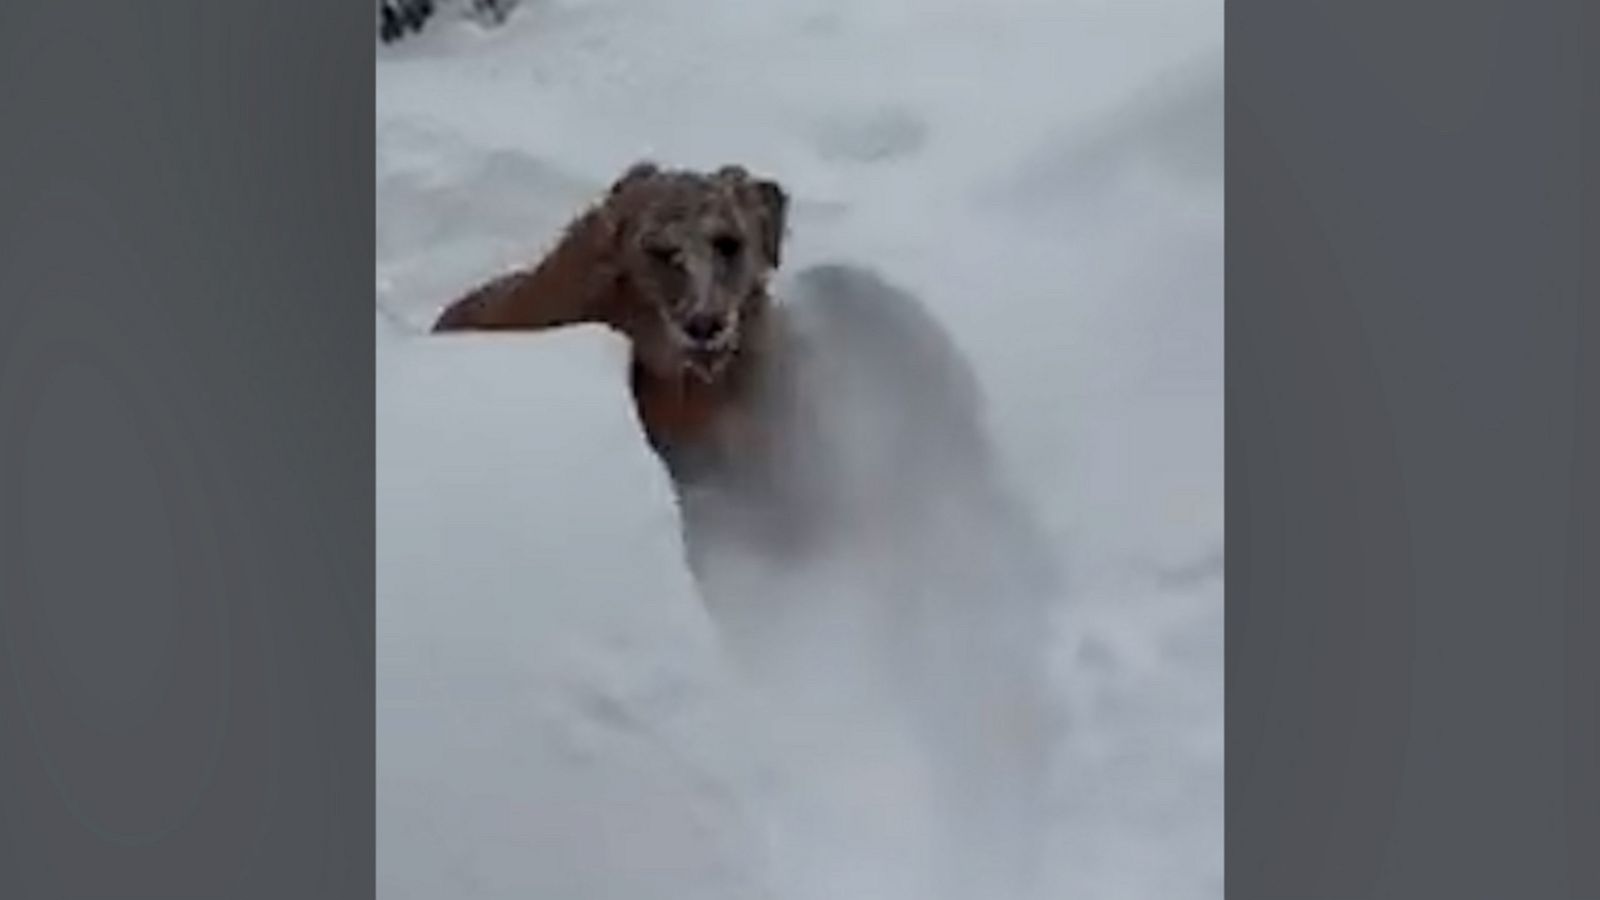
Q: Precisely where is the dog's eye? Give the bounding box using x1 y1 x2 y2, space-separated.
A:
711 234 742 260
647 245 678 266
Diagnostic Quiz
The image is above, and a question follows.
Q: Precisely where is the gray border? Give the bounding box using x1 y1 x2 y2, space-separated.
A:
1228 0 1595 896
1568 2 1599 895
0 0 1594 897
0 2 372 897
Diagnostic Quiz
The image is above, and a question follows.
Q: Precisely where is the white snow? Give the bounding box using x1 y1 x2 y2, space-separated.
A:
377 1 1222 898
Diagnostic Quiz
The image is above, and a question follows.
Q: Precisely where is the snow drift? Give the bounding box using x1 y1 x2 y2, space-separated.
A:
677 263 1061 899
377 330 776 900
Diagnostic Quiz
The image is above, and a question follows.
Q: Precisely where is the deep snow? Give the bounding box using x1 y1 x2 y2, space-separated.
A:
377 1 1222 898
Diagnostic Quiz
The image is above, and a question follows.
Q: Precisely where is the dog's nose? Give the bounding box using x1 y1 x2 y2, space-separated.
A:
681 313 727 344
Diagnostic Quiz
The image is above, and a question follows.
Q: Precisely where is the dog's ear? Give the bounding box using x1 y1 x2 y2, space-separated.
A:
597 161 663 246
609 161 661 199
717 166 788 269
751 177 788 269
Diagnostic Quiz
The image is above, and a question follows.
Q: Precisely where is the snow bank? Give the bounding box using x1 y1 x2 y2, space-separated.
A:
377 331 776 899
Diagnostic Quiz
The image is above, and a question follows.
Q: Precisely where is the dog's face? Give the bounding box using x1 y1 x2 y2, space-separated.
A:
606 163 788 381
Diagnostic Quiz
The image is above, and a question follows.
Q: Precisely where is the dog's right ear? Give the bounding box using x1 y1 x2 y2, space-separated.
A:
598 161 662 247
609 161 661 199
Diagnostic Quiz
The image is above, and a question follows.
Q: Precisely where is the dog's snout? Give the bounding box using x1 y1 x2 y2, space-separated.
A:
681 313 728 344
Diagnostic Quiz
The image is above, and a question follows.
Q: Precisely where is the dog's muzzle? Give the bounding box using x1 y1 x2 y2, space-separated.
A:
667 306 740 381
684 345 734 382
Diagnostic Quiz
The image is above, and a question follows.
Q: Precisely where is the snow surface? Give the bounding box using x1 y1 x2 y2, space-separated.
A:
377 1 1222 898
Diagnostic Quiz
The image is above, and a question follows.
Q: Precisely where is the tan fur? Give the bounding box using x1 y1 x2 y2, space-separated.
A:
431 162 789 469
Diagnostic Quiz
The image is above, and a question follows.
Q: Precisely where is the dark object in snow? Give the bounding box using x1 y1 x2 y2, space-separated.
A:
468 0 518 26
379 0 518 44
379 0 434 43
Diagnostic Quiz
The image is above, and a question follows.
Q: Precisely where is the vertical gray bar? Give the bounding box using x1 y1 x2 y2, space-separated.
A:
0 2 373 897
1228 0 1593 896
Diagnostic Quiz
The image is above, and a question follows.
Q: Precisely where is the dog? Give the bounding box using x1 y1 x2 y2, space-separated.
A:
431 162 790 484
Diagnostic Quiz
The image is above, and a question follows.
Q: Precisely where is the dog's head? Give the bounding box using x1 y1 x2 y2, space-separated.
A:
602 162 788 381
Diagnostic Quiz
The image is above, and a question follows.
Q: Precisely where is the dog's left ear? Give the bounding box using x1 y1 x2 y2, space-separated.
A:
718 166 789 269
751 178 788 269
